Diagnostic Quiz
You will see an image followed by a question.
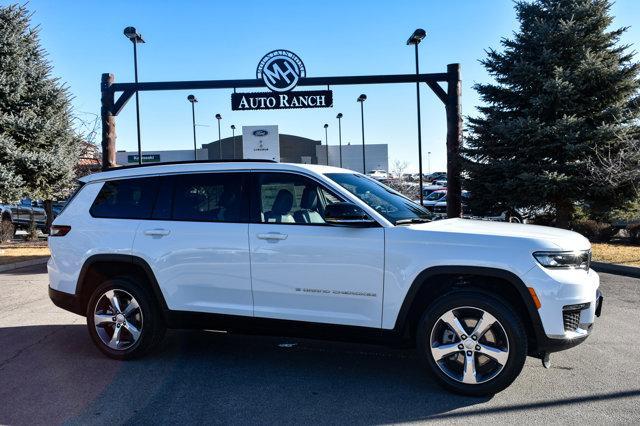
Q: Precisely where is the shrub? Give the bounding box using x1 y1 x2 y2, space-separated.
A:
571 220 617 243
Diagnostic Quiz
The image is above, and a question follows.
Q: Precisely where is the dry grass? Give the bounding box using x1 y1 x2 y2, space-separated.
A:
0 244 50 265
592 243 640 267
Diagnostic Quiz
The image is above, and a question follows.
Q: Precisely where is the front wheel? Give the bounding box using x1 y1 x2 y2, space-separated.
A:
416 291 527 396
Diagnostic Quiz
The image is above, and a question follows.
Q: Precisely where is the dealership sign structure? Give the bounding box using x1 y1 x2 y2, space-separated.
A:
99 47 463 217
232 50 332 111
241 125 280 161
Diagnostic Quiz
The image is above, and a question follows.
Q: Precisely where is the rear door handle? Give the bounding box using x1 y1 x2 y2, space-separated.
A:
144 228 171 237
257 232 288 240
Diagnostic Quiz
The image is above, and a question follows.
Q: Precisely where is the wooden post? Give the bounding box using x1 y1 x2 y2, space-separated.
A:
101 73 117 171
446 63 462 218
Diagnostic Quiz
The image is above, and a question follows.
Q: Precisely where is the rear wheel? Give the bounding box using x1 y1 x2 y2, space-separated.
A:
86 278 165 359
416 291 527 396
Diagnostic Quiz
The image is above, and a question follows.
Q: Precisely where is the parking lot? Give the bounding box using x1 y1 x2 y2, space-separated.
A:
0 264 638 425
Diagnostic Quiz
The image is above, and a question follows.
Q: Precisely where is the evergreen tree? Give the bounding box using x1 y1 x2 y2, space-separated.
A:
464 0 640 227
0 4 79 225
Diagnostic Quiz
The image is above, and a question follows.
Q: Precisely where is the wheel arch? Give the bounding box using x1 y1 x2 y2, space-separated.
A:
76 254 168 318
394 266 545 355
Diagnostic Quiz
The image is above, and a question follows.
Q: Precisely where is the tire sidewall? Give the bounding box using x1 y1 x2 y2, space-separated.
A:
416 291 527 396
86 278 158 360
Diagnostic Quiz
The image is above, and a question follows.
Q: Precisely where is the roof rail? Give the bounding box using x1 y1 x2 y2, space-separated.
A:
107 159 278 170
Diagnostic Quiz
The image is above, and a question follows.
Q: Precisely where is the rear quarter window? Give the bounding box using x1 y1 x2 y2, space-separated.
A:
90 177 160 219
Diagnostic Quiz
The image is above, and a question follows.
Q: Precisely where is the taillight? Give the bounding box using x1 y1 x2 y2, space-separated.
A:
50 225 71 237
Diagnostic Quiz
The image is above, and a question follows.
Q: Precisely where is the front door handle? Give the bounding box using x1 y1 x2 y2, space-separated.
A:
144 228 171 237
257 232 288 241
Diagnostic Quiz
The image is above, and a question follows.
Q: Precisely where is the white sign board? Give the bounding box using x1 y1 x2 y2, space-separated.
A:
242 125 280 161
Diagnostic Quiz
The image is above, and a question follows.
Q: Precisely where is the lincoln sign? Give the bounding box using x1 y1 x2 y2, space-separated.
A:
231 50 333 111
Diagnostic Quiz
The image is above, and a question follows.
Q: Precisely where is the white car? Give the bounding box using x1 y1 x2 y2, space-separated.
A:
367 169 388 180
48 161 602 396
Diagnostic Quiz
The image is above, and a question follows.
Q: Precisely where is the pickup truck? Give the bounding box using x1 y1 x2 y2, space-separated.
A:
0 198 47 241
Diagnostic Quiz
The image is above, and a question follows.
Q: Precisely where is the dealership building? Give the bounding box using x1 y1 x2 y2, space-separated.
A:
116 130 388 173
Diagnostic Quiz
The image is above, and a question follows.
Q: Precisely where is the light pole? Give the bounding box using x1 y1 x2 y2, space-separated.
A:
407 28 427 204
323 123 329 165
336 113 343 168
123 26 145 164
231 124 236 159
187 95 198 160
215 113 222 159
357 94 367 174
427 151 432 175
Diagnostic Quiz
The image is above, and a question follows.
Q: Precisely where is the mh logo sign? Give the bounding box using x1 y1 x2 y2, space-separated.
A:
233 50 332 111
256 50 306 92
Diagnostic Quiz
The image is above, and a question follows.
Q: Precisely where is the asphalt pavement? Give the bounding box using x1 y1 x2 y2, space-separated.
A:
0 264 638 425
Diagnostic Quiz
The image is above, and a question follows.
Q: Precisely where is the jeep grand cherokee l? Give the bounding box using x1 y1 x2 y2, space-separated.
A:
48 161 602 395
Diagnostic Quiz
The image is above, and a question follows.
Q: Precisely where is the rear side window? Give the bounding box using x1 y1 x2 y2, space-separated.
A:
90 177 160 219
171 173 249 222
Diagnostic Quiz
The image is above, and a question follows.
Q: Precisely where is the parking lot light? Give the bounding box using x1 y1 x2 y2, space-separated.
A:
187 95 198 160
357 94 367 174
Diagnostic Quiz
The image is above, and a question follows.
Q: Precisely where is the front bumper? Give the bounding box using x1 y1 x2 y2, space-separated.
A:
49 286 84 316
524 265 601 353
535 289 603 353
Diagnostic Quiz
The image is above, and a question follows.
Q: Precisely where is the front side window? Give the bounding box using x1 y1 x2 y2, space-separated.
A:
171 173 249 222
255 173 342 224
326 173 432 224
90 177 160 219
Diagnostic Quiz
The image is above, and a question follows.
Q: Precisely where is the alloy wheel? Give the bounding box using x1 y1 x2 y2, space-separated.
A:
93 289 143 351
429 306 509 385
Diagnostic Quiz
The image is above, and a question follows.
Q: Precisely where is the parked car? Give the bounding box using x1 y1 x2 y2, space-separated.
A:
0 198 47 241
420 190 524 223
417 189 448 212
420 185 446 199
426 172 447 182
367 169 388 180
48 161 602 396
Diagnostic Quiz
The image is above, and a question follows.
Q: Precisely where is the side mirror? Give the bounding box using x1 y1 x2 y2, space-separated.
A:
324 202 377 227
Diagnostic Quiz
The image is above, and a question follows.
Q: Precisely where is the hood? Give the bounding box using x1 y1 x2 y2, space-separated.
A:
408 218 590 251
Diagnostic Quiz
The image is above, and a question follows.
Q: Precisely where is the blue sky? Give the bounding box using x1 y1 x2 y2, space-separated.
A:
27 0 640 172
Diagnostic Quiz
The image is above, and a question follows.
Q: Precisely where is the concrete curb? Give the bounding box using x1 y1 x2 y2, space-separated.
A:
0 257 49 273
592 261 640 279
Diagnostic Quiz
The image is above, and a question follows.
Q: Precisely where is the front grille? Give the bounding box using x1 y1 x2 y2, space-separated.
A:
563 310 581 332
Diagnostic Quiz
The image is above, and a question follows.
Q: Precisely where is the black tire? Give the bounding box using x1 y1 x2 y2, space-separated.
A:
86 277 165 360
416 290 527 396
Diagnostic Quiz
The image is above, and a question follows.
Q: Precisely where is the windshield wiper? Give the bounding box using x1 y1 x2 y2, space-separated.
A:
395 217 432 225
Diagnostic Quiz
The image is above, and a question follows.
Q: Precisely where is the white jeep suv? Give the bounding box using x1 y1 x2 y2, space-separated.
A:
48 161 602 395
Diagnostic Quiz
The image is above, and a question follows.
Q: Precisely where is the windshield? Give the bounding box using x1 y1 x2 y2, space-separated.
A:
326 173 432 224
426 191 446 201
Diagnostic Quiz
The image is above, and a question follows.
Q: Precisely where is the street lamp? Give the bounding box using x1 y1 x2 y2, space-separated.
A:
357 94 367 174
323 123 329 165
427 151 432 175
336 113 343 168
230 124 236 159
187 95 198 160
215 113 222 159
407 28 427 204
123 26 145 165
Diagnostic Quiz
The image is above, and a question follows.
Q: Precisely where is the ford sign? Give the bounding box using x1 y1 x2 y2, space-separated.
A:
253 129 269 137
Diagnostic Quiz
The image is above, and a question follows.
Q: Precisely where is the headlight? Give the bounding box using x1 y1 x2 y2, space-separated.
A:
533 250 591 270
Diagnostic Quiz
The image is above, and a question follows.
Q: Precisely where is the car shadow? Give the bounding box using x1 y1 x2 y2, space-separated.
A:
0 324 489 424
4 324 639 424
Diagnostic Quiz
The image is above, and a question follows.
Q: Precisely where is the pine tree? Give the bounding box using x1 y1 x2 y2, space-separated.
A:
464 0 640 227
0 4 80 227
